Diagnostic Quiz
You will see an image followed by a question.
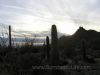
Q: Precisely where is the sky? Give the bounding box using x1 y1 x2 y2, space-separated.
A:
0 0 100 35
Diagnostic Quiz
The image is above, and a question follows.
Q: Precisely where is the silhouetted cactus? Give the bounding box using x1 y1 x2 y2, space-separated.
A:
50 24 59 65
46 36 50 61
9 25 12 48
43 42 46 58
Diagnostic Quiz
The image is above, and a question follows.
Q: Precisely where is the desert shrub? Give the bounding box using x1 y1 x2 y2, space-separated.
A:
17 53 42 70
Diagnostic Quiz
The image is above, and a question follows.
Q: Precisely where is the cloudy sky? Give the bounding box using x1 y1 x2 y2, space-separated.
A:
0 0 100 35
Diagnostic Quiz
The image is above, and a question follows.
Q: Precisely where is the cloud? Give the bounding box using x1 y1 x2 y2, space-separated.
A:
0 0 100 34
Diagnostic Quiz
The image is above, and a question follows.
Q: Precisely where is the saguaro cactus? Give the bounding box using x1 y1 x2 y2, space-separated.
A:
46 36 50 61
9 25 12 48
43 42 46 58
50 24 59 65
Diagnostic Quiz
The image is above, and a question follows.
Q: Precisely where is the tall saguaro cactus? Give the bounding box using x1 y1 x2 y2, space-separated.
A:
46 36 50 61
9 25 12 48
50 24 59 65
43 42 46 58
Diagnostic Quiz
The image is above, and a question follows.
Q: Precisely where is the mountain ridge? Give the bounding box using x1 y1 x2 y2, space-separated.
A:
59 27 100 50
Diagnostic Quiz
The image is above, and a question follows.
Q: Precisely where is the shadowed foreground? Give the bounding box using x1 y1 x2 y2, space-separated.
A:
0 25 100 75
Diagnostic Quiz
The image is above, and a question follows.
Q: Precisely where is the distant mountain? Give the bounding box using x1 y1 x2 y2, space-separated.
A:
59 27 100 51
73 27 100 41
